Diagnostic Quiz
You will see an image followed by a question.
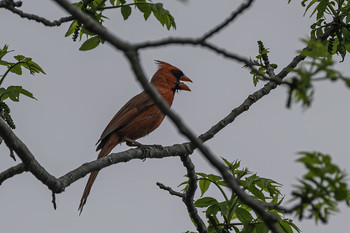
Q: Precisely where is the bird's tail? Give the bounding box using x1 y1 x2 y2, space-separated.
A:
78 134 120 215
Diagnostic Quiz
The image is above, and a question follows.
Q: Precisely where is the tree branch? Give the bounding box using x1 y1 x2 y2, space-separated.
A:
156 182 183 198
0 0 73 26
180 153 207 233
200 0 255 41
0 162 26 185
58 143 192 190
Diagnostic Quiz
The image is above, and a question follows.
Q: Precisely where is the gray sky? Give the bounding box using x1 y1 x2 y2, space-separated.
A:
1 1 349 233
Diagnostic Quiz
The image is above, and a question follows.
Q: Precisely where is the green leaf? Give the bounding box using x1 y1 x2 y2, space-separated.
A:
303 0 317 16
199 179 210 197
334 188 348 201
241 224 254 233
136 2 152 20
207 174 222 182
206 204 220 216
316 0 327 20
79 36 101 51
65 20 79 37
10 63 22 75
20 59 46 74
248 185 266 201
255 222 269 233
14 55 25 62
0 86 36 102
279 221 294 233
0 44 9 61
236 207 253 225
121 5 132 20
194 197 218 208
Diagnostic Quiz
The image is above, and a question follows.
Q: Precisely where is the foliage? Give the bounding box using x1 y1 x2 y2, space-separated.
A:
291 151 350 223
246 1 350 108
65 0 176 50
247 41 278 86
0 45 45 128
286 55 350 108
181 153 349 232
180 159 300 233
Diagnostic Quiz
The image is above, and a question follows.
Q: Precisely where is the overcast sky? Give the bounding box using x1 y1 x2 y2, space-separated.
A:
1 1 350 233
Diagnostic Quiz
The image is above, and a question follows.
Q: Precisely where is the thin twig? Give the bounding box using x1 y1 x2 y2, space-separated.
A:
0 0 73 26
200 0 255 41
156 182 183 198
52 191 57 210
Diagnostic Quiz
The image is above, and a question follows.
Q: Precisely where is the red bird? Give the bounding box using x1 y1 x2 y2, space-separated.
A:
78 60 192 213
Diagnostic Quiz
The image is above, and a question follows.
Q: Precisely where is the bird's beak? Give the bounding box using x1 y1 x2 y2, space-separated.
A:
178 75 192 91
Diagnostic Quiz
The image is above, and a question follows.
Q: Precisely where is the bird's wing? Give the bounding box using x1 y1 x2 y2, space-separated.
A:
96 91 155 146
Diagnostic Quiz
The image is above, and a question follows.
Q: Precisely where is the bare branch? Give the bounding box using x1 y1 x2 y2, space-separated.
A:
0 117 63 192
180 153 207 233
200 0 255 41
0 0 73 26
156 182 183 198
0 162 26 185
58 143 192 190
135 38 291 86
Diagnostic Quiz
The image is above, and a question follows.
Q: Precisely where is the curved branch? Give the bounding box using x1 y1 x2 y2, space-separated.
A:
58 143 192 190
0 117 63 191
0 0 73 26
180 153 207 233
0 162 26 185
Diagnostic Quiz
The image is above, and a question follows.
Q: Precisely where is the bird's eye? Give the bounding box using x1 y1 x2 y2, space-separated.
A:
171 69 184 80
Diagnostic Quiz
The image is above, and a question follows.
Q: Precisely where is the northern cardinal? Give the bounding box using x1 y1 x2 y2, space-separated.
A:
78 60 192 214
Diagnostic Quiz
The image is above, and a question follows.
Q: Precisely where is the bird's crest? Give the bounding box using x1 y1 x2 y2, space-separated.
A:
154 60 179 70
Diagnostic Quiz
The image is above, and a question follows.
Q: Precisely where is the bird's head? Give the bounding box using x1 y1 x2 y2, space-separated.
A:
151 60 192 94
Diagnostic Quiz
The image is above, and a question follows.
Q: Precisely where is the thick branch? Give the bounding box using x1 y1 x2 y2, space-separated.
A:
59 143 192 190
0 117 63 192
0 0 73 26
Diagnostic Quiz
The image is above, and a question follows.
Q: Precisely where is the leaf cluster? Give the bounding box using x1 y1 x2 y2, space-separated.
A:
255 1 350 108
286 56 350 108
301 0 350 61
291 151 350 223
0 45 45 128
180 159 300 233
65 0 176 51
246 41 277 86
